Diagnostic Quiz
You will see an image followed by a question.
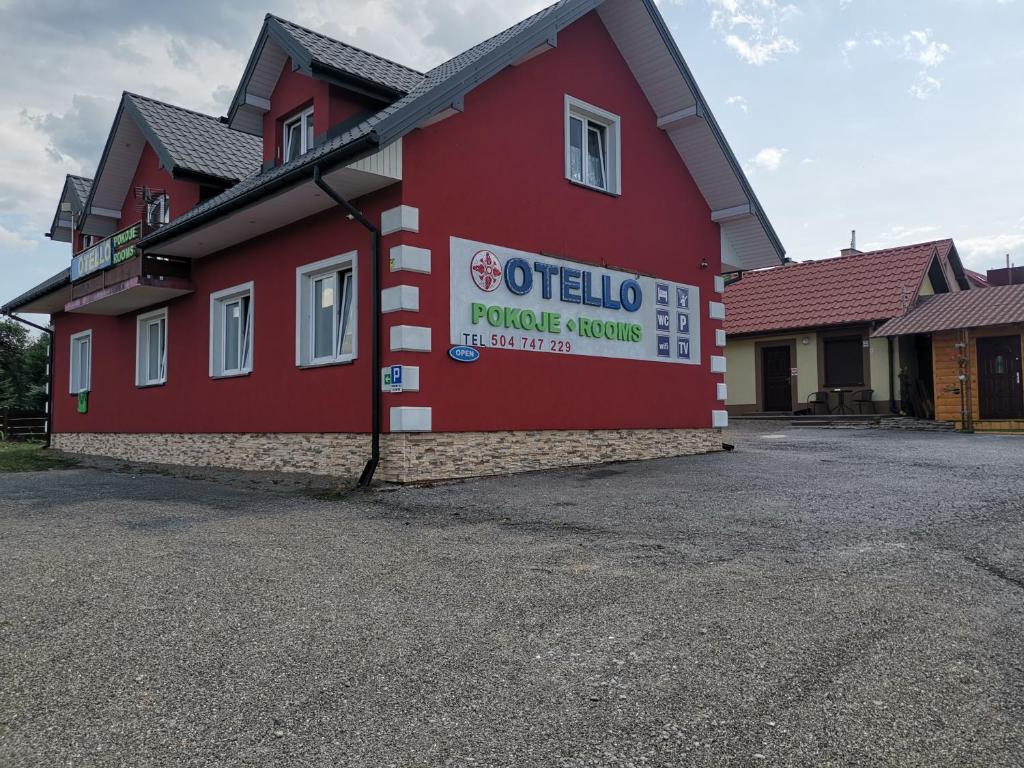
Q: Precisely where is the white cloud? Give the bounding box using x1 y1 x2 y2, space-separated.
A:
842 28 951 100
708 0 800 65
726 95 749 112
747 146 788 172
0 223 38 252
958 231 1024 270
860 225 940 251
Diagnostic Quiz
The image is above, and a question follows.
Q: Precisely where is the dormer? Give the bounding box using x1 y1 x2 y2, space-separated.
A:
76 92 262 243
225 15 424 167
47 174 93 253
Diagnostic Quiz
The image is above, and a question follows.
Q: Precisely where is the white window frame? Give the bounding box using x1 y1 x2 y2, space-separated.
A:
69 329 92 394
283 106 315 162
209 282 254 378
135 307 168 387
564 95 621 195
295 252 358 368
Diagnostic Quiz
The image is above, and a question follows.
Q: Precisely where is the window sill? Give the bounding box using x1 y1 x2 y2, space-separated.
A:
136 381 167 389
298 356 356 370
566 178 620 198
211 370 253 380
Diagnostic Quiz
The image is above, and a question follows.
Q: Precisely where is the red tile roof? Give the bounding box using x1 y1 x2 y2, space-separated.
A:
724 239 953 335
874 282 1024 336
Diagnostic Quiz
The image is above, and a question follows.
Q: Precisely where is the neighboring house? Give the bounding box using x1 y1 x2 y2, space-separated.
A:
1 0 785 483
875 282 1024 432
723 239 972 417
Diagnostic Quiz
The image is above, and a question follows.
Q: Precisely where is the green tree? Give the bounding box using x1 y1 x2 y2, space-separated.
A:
0 318 49 412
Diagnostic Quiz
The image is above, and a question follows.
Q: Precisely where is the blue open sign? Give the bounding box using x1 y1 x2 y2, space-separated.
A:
449 345 480 363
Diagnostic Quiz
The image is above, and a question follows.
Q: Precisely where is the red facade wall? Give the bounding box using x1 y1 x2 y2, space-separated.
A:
262 60 377 165
52 10 723 436
119 144 200 227
385 11 722 431
52 186 400 434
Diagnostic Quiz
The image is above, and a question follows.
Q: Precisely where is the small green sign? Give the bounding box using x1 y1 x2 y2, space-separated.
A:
77 391 89 414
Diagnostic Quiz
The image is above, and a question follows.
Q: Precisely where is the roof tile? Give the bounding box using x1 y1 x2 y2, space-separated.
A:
875 282 1024 336
724 240 953 334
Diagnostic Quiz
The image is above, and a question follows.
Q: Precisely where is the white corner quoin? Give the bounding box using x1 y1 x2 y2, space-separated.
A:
381 285 420 314
708 301 726 320
710 355 727 374
390 325 431 352
391 406 432 432
389 245 431 274
712 410 729 428
380 365 421 392
381 205 420 235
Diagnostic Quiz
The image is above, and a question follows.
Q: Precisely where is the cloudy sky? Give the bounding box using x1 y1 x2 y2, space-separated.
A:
1 0 1022 311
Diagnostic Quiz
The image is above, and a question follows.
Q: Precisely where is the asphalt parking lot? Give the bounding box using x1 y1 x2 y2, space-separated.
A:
2 424 1023 767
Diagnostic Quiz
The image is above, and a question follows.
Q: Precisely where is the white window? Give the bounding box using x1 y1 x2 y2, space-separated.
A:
69 330 92 394
136 308 168 387
565 95 621 194
284 107 315 162
146 194 170 227
210 282 254 378
296 252 357 367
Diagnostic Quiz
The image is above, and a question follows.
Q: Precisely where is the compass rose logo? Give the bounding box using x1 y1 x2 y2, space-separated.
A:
470 249 503 292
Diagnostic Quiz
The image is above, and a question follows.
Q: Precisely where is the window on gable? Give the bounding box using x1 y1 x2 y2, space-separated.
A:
69 330 92 394
565 96 621 194
145 193 170 227
136 308 168 387
210 283 254 378
284 107 315 162
296 252 357 367
823 335 865 387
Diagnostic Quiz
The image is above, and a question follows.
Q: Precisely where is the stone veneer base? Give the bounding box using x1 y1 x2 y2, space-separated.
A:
52 429 723 484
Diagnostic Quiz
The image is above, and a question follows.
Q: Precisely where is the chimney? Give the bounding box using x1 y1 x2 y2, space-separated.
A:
840 229 862 257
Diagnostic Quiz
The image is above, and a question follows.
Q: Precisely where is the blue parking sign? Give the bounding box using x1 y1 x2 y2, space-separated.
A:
390 364 403 393
677 312 690 334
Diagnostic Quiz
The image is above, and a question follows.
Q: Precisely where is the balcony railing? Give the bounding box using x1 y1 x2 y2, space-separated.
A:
66 221 193 315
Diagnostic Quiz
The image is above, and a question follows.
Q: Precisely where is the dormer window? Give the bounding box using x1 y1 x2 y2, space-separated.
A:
565 96 621 195
284 107 315 162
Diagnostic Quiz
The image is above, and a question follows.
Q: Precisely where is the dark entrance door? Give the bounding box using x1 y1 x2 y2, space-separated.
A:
762 345 792 412
977 335 1024 419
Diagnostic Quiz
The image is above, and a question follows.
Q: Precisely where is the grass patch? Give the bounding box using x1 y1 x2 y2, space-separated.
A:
0 442 78 473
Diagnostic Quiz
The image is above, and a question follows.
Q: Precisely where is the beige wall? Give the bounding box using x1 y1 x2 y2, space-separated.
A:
726 329 898 409
725 331 820 408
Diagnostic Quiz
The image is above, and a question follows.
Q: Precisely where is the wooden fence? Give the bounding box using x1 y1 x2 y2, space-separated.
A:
0 411 47 441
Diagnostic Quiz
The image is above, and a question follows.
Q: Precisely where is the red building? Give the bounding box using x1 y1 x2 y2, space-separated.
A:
3 0 784 482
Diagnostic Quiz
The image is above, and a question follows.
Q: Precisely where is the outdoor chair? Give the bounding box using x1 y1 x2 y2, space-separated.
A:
852 389 875 414
807 391 830 415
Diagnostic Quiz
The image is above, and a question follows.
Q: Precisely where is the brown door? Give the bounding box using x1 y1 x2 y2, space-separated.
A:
762 345 792 412
977 335 1024 419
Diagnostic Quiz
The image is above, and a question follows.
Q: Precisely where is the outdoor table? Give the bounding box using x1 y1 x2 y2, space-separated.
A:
831 388 854 415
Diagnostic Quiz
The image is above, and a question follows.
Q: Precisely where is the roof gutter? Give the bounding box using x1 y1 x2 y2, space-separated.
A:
312 165 382 487
140 131 380 249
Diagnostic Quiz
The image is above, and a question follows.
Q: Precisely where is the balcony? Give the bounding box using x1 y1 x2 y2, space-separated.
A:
65 222 194 315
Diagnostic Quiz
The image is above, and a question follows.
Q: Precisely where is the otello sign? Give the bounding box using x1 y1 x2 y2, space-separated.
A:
449 237 701 365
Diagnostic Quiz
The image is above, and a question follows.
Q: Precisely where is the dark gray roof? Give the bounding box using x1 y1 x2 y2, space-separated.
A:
67 175 93 207
123 93 262 183
1 268 70 314
48 174 94 240
269 15 424 94
144 0 587 246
